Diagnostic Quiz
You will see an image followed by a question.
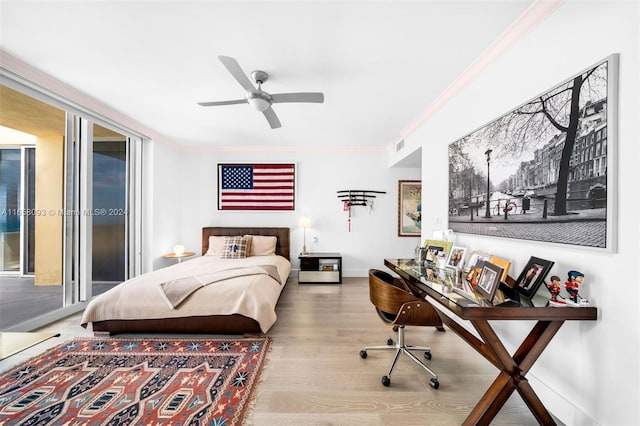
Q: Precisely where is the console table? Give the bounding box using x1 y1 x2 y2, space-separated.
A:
384 258 598 426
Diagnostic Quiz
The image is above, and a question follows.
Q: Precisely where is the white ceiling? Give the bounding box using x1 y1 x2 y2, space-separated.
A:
0 1 534 150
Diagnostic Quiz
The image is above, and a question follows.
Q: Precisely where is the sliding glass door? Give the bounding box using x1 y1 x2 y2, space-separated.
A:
0 81 143 331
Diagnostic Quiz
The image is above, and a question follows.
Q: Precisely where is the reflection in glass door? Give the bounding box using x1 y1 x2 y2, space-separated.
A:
0 147 36 275
22 146 36 275
0 148 21 273
92 136 127 284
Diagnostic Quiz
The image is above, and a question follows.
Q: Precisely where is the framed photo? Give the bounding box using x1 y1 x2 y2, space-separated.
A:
446 246 467 269
398 180 421 237
465 258 486 287
463 251 491 273
423 239 453 268
476 262 504 302
489 255 511 283
515 256 555 298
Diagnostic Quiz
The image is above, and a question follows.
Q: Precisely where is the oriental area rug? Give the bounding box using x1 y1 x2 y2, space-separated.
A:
0 336 271 425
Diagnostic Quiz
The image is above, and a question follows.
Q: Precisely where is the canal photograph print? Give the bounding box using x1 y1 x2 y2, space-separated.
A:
448 54 618 251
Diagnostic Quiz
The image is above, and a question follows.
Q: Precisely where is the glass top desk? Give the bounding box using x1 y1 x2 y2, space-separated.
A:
384 258 598 426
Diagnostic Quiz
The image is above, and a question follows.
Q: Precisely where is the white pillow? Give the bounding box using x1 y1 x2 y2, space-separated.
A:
206 236 228 256
245 235 277 256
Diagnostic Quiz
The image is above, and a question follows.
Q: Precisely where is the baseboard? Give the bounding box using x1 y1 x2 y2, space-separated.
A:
342 269 369 277
292 269 369 278
528 373 600 425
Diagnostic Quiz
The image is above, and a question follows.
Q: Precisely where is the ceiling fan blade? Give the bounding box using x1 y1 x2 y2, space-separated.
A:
262 107 282 129
218 55 256 93
198 99 248 107
271 92 324 104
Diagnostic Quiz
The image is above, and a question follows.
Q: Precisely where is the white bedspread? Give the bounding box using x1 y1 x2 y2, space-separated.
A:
81 255 291 333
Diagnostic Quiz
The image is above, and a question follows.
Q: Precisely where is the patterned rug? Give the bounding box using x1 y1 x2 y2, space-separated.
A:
0 336 271 425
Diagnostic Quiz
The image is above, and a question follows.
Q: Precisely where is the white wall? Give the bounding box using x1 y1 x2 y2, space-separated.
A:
141 139 187 272
147 147 422 275
405 1 639 424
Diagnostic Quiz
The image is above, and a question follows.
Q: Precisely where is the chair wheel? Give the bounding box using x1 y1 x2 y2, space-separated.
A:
424 351 432 360
429 378 439 389
359 350 367 359
387 338 394 345
382 376 391 387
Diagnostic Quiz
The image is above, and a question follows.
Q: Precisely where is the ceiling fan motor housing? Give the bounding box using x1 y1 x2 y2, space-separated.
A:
251 70 269 84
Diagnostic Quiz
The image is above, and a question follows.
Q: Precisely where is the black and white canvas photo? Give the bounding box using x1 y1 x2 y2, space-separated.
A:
448 54 618 250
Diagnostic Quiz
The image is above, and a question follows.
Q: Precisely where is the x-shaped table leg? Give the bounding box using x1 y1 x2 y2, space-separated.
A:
462 319 564 426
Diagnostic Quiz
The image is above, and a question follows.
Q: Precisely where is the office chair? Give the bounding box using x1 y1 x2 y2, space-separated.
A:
360 269 444 389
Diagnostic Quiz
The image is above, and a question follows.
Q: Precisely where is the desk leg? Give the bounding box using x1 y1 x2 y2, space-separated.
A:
463 319 563 426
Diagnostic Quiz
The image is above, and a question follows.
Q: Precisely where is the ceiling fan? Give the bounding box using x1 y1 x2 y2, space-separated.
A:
198 55 325 129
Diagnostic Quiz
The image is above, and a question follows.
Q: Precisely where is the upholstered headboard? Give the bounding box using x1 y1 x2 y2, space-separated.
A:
202 227 291 260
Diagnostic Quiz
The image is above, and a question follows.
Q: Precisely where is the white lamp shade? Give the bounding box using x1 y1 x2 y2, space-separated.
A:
248 97 270 112
299 217 311 228
173 244 185 256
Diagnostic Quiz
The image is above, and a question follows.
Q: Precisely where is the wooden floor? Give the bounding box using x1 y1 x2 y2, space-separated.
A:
0 277 560 425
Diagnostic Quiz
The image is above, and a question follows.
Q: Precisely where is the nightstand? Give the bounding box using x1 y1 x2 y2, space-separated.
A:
163 251 195 263
298 252 342 284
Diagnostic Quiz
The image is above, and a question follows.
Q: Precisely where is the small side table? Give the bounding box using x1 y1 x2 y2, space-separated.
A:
163 251 196 263
298 252 342 284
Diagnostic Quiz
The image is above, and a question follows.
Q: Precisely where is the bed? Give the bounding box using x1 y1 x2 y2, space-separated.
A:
81 227 291 336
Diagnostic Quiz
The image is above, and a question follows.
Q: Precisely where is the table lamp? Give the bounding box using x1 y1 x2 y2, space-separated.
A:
173 244 186 256
299 217 311 254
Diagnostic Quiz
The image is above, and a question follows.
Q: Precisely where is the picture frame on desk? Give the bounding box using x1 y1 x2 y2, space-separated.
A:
515 256 555 298
446 246 467 269
449 268 476 299
489 255 511 283
465 258 486 287
463 251 491 273
476 261 504 302
423 239 453 268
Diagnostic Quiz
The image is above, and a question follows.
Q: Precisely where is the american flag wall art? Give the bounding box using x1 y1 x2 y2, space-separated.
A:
218 163 296 210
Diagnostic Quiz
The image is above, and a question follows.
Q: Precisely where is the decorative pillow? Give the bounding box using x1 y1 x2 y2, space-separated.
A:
206 235 252 257
206 236 228 256
245 235 277 256
221 236 250 259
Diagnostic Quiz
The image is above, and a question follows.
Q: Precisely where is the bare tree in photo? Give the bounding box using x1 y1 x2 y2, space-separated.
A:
480 62 608 215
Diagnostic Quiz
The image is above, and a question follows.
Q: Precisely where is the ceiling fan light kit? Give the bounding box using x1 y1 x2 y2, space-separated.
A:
248 92 271 112
198 55 325 129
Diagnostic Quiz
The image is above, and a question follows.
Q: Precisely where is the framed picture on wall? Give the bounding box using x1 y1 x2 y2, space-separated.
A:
217 163 296 211
446 54 618 251
398 180 421 237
